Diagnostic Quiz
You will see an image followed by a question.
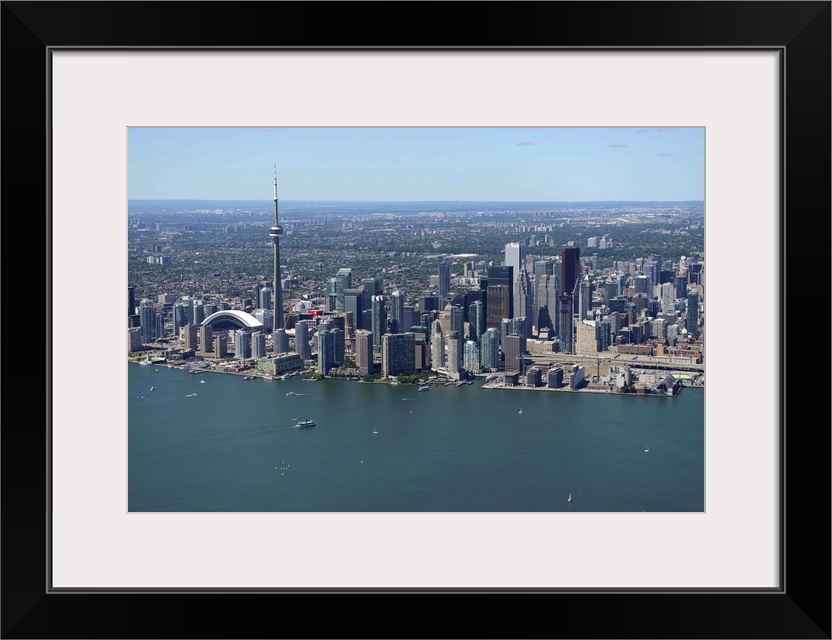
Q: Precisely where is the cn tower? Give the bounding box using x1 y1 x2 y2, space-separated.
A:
269 167 284 331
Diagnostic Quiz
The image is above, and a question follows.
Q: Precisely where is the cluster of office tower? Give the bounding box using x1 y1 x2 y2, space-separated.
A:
129 174 703 382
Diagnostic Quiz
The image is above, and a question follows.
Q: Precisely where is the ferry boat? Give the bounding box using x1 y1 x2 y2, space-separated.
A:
296 419 316 428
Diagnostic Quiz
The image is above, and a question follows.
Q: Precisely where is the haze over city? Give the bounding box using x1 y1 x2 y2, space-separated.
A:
128 127 705 202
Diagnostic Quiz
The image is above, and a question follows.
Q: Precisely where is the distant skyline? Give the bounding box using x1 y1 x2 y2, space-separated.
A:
128 127 705 202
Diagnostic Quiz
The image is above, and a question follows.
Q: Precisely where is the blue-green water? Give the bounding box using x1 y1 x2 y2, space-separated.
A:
128 364 704 512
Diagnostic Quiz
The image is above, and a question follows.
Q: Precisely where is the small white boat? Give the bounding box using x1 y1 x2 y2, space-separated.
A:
644 446 649 453
149 386 156 391
373 426 379 435
200 380 206 384
567 493 572 503
264 375 274 380
286 391 297 397
518 409 523 414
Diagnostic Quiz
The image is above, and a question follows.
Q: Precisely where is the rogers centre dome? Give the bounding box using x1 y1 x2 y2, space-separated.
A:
201 310 264 332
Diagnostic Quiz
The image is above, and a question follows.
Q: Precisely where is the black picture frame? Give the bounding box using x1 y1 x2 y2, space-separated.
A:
3 2 829 638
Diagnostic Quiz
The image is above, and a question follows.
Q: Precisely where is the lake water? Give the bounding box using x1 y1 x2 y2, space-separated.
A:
128 364 704 512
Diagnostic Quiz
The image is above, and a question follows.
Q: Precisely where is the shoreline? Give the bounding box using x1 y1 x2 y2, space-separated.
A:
130 359 700 395
480 382 687 397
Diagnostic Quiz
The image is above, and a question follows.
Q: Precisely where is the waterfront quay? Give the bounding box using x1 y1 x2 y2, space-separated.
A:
482 351 702 396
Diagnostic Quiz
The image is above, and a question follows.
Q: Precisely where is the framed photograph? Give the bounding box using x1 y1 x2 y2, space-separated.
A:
125 124 706 517
4 1 829 638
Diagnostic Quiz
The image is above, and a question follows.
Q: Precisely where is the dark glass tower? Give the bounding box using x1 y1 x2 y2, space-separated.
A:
561 247 581 296
486 265 513 329
438 263 451 299
486 285 511 330
686 290 700 336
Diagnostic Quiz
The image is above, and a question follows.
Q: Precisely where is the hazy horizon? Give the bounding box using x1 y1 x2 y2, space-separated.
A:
128 127 705 202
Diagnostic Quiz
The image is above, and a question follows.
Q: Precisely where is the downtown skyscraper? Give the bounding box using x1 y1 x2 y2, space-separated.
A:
390 290 406 334
505 242 525 278
371 294 386 355
485 265 513 331
438 263 450 299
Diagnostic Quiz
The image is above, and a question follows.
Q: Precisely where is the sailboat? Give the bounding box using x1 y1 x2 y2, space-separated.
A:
518 408 523 414
372 426 379 435
644 445 650 453
567 493 572 503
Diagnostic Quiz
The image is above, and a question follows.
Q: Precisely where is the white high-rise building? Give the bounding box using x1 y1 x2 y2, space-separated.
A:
575 320 599 355
660 282 676 311
258 287 272 310
391 290 406 334
446 331 462 379
251 332 267 358
430 320 445 370
463 340 480 373
504 242 525 279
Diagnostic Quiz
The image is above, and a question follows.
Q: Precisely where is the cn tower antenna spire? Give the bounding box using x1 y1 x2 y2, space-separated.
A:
269 167 284 331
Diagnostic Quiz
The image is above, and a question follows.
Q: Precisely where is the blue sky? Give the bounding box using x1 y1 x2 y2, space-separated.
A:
128 127 704 201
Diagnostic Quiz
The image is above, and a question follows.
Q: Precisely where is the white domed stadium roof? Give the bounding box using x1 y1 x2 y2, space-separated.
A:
202 310 264 330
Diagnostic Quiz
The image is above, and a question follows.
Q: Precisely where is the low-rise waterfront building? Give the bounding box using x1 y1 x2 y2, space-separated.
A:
256 353 303 376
